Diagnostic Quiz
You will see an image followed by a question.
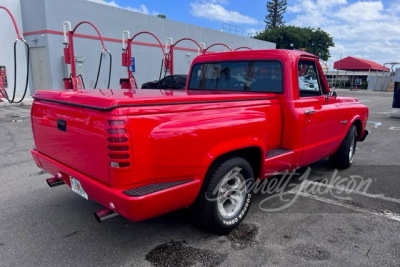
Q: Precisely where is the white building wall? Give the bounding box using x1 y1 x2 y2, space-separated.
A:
0 0 31 99
1 0 275 94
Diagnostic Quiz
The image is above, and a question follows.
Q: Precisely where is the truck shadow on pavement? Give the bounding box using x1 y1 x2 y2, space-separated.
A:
14 160 329 266
12 159 399 267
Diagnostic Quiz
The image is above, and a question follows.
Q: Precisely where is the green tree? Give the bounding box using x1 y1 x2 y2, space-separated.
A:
265 0 287 29
254 26 334 61
157 14 166 19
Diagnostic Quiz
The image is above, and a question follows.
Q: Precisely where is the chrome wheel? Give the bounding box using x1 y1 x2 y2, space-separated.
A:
349 132 356 163
217 167 246 219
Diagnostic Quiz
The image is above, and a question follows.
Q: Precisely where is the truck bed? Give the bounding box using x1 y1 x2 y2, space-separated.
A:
32 88 278 112
31 88 280 187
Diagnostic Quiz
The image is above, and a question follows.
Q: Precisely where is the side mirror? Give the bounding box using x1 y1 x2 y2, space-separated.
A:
326 91 337 100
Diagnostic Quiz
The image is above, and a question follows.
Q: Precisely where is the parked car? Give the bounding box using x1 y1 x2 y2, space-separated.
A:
299 73 319 92
141 74 188 89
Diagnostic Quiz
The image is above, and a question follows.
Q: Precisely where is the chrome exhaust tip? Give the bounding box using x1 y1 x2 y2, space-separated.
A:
46 177 64 187
94 208 118 223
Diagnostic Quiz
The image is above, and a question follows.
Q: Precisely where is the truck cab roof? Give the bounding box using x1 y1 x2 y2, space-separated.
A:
193 49 318 63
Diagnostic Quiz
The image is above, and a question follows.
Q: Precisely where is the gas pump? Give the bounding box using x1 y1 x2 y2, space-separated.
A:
163 37 174 79
121 31 167 90
120 31 136 90
63 21 112 91
0 6 30 103
167 38 204 75
0 66 6 99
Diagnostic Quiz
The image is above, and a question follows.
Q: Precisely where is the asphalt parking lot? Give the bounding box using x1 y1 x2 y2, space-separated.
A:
0 89 399 267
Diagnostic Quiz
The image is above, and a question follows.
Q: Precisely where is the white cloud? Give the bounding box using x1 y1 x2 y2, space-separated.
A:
210 0 230 4
287 0 400 65
87 0 150 15
288 0 347 14
335 1 384 22
190 2 258 25
316 0 347 9
389 1 400 14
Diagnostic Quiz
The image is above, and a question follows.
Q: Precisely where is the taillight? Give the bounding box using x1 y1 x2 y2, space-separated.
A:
108 145 129 151
109 153 130 159
107 137 128 143
107 119 131 168
107 128 127 135
108 120 125 126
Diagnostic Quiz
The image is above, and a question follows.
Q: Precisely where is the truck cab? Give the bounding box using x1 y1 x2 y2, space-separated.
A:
186 50 368 173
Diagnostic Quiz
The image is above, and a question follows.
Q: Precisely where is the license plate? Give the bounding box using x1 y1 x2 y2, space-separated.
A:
70 177 88 200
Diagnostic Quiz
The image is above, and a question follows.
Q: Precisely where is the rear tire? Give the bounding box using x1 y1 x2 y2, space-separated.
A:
330 125 358 169
191 157 254 234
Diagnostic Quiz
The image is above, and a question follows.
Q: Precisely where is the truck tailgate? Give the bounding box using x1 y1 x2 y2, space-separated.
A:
31 100 110 185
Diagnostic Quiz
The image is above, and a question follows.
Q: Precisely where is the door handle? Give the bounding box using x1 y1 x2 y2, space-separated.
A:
305 110 317 114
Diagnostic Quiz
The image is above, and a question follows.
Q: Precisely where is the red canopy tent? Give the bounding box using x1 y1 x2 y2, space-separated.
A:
334 56 390 72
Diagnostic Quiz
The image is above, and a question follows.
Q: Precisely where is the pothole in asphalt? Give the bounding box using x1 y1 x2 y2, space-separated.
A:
226 223 259 250
145 240 227 267
283 234 292 240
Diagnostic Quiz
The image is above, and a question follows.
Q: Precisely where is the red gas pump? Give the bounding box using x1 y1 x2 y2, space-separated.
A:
0 6 30 103
0 66 6 101
121 31 168 90
120 31 136 90
63 21 112 91
167 38 204 75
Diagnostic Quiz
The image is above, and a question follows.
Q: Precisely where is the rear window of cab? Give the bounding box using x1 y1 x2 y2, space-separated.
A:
188 61 283 93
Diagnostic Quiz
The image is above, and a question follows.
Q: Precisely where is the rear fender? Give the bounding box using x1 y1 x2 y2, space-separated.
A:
200 137 265 180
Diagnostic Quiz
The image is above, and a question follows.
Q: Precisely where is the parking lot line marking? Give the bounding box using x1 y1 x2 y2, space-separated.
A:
359 100 370 103
389 127 400 131
0 107 29 117
288 190 400 223
375 111 392 114
367 121 382 128
304 181 400 204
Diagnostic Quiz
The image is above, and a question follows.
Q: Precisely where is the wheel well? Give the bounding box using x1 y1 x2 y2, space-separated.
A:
353 119 362 139
206 147 263 180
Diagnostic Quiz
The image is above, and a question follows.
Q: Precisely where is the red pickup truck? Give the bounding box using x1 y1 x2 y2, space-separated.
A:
31 50 369 234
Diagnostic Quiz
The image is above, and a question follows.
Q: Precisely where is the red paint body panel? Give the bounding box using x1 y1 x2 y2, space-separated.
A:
30 49 368 222
31 149 201 221
31 101 112 184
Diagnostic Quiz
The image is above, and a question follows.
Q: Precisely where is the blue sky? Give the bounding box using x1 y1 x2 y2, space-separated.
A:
90 0 400 66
